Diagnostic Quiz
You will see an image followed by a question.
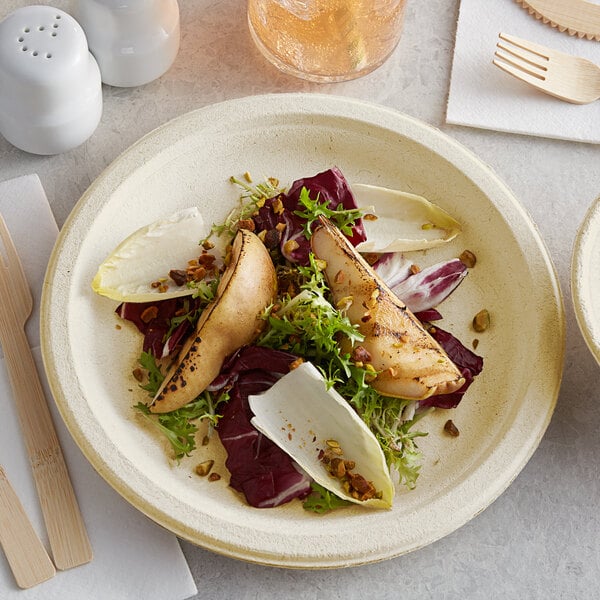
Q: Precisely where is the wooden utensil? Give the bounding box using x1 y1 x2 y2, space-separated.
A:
493 32 600 104
0 465 56 588
515 0 600 41
0 214 92 570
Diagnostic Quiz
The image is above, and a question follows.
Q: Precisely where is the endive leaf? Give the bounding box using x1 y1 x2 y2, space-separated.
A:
92 207 206 302
248 362 395 509
352 183 461 252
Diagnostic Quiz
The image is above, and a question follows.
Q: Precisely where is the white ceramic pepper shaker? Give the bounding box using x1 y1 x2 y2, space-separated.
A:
0 6 102 155
74 0 180 87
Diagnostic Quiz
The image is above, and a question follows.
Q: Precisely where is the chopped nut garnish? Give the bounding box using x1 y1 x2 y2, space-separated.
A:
201 239 215 250
444 419 460 437
459 249 477 268
314 258 327 271
363 213 378 221
351 345 372 364
272 197 284 215
195 460 215 477
132 367 145 382
336 295 353 311
169 269 188 287
334 270 345 284
472 309 490 333
188 266 206 282
140 305 159 323
330 457 346 478
198 253 216 267
283 239 299 255
208 472 221 482
289 357 304 370
237 218 255 232
319 440 378 500
473 338 480 350
410 264 421 274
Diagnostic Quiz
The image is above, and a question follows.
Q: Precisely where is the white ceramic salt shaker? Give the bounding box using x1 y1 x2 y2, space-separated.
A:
74 0 180 87
0 6 102 155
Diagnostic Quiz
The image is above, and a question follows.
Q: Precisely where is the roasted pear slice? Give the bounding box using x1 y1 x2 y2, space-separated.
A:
311 218 465 400
150 229 277 413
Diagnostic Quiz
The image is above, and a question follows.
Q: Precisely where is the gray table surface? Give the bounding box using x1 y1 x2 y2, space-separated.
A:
2 1 600 598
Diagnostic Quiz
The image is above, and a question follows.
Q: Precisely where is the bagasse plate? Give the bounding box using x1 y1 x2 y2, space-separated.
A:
41 93 564 568
572 195 600 365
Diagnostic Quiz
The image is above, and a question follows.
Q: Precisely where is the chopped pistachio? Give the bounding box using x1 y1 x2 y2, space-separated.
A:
444 419 460 437
195 460 215 477
459 249 477 268
472 309 490 333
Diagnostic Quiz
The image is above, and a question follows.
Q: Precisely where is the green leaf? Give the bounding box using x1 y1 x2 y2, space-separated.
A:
209 175 284 240
303 482 352 514
138 351 165 396
134 391 226 461
293 187 364 239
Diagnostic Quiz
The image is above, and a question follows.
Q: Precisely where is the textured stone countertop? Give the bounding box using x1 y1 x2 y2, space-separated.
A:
2 1 600 598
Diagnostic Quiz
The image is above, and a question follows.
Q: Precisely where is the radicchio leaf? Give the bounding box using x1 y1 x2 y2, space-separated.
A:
217 358 312 508
371 252 412 289
285 166 367 248
388 258 468 313
414 308 443 322
116 297 201 358
251 167 366 265
208 345 299 391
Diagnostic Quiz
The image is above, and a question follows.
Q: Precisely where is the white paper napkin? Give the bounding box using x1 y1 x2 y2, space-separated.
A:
446 0 600 143
0 175 198 600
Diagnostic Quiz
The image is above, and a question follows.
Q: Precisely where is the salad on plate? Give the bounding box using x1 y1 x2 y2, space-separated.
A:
92 167 484 513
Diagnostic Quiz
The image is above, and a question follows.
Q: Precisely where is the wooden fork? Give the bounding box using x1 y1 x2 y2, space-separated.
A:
0 214 92 570
493 32 600 104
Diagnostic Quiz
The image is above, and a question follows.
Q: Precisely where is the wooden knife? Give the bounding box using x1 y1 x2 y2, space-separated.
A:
0 465 56 588
516 0 600 41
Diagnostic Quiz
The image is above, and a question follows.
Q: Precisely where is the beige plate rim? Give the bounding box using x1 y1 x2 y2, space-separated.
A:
572 194 600 365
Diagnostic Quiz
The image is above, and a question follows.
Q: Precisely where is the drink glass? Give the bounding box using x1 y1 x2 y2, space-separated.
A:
247 0 407 83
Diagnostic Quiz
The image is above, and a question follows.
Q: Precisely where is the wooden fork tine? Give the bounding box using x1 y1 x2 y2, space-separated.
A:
494 48 546 80
496 41 548 72
0 214 33 317
493 56 550 91
498 33 550 60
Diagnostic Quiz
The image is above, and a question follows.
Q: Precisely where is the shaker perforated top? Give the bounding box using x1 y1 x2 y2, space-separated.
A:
0 6 102 155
